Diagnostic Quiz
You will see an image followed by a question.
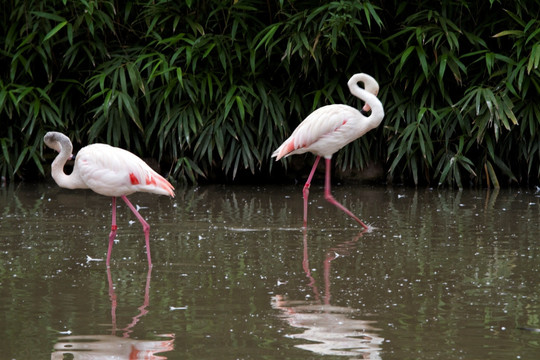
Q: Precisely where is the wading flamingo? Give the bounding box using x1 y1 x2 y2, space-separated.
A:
272 73 384 229
44 131 175 267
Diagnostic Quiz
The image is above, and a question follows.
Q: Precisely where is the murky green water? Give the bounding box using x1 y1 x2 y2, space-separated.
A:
1 182 540 359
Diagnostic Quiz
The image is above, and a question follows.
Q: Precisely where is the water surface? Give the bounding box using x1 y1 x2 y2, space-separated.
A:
1 182 540 359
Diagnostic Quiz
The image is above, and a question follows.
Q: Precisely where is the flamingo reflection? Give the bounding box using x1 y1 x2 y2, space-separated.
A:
272 229 384 359
52 267 174 359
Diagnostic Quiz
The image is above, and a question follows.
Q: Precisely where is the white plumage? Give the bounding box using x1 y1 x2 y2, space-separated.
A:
272 73 384 161
74 144 174 197
272 73 384 229
44 131 174 266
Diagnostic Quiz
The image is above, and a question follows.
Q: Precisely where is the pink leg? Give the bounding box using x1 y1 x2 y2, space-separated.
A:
302 228 320 302
121 266 152 337
121 195 152 267
323 158 369 229
107 197 118 267
303 156 321 227
107 266 117 334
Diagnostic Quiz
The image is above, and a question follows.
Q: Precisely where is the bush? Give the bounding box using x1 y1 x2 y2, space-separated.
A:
1 0 539 187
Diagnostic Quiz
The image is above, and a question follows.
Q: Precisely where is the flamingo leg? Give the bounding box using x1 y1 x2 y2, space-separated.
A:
107 197 118 267
302 228 321 302
106 266 117 334
120 195 152 267
303 156 321 227
323 158 369 229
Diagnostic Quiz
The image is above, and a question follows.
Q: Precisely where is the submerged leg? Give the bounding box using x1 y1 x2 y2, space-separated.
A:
323 158 368 229
121 195 152 267
302 228 320 302
303 156 321 227
107 197 118 267
106 266 117 333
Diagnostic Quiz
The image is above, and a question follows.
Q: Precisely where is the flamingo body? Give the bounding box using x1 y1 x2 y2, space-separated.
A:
74 144 174 197
44 131 174 266
272 73 384 228
272 104 377 160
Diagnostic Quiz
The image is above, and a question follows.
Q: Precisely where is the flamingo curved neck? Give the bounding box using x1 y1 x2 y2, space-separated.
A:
348 74 384 125
50 139 86 190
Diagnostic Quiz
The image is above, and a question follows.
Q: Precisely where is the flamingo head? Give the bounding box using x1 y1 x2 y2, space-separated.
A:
362 103 372 113
44 131 74 158
359 75 379 114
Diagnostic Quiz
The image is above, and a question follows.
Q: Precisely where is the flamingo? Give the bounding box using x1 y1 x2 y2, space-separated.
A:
43 131 175 267
272 73 384 229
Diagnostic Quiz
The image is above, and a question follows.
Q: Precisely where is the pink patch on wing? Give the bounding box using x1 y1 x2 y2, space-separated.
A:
286 141 297 151
334 119 347 131
145 175 157 186
129 173 140 185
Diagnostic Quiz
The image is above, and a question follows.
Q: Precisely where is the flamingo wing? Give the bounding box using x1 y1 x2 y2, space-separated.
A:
272 104 361 160
74 144 175 197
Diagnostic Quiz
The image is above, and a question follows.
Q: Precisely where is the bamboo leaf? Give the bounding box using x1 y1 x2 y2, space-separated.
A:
485 161 500 188
31 150 45 175
13 147 29 174
235 96 245 121
255 24 280 51
416 46 429 77
31 11 65 22
493 155 517 182
492 30 523 38
398 46 415 69
438 53 447 81
44 21 68 42
1 139 11 165
527 43 540 74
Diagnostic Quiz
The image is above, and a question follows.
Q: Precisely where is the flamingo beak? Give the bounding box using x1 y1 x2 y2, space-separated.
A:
362 103 371 113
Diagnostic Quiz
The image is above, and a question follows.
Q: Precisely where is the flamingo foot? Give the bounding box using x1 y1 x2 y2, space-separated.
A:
322 157 369 230
324 193 369 229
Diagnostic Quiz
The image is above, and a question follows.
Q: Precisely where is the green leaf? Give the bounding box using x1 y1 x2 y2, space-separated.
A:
416 46 429 78
492 30 523 38
398 46 415 69
485 161 499 188
43 21 68 42
13 147 29 174
1 139 11 165
31 11 66 22
235 96 245 121
527 43 540 74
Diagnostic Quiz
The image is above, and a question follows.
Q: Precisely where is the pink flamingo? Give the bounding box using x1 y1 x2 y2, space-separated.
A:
272 73 384 229
44 131 175 267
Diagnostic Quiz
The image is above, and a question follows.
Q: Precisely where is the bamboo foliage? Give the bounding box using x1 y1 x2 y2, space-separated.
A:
1 0 539 187
381 1 540 187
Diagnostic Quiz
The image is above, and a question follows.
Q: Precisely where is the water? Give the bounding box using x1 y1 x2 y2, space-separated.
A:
1 182 540 359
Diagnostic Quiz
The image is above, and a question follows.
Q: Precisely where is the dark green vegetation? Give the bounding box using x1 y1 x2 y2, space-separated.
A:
1 0 539 187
